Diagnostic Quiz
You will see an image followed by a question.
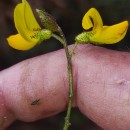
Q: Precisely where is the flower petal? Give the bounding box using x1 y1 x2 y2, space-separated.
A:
14 0 41 42
22 0 41 31
7 34 37 50
91 21 128 44
82 8 103 30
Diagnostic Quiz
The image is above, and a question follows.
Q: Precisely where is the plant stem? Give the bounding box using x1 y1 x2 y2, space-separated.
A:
52 27 74 130
69 42 78 56
52 34 64 45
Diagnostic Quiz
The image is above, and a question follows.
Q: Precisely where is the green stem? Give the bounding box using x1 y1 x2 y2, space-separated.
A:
63 57 73 130
69 42 78 56
52 27 74 130
52 34 64 45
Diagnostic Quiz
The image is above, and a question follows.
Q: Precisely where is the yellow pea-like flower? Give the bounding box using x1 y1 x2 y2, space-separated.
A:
7 0 52 50
76 8 128 44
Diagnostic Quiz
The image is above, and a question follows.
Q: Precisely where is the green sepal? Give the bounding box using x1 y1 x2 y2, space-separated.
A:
75 32 90 44
31 29 52 43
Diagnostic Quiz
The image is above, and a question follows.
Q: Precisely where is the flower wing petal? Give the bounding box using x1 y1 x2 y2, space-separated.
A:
91 21 128 44
7 34 37 50
23 0 41 31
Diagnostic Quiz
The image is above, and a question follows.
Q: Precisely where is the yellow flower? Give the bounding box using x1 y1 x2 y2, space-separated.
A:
7 0 52 50
75 8 128 44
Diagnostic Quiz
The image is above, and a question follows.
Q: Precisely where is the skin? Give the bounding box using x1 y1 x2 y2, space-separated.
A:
0 44 130 130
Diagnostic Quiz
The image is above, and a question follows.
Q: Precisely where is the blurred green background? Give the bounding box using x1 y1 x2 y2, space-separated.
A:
0 0 130 129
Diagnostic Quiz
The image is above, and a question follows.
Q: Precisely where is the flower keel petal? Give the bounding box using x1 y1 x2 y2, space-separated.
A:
91 21 128 44
7 34 37 50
